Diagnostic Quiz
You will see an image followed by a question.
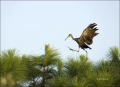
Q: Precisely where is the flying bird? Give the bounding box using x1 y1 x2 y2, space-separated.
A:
65 23 99 57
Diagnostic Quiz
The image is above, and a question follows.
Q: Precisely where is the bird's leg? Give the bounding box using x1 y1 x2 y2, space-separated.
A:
77 47 80 52
83 49 88 59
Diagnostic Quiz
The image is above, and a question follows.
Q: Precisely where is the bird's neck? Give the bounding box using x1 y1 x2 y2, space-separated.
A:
70 34 75 40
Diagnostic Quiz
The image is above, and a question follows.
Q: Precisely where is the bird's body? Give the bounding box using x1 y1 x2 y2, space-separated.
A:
65 23 99 57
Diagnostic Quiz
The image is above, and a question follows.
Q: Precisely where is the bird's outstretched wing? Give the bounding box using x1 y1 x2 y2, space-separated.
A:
80 23 99 45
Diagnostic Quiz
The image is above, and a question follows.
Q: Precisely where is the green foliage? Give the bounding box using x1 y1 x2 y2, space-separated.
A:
47 76 69 87
0 46 119 87
0 49 27 87
48 76 88 87
87 70 114 87
107 46 119 62
107 46 120 87
64 55 92 79
57 60 63 76
44 44 61 66
21 55 42 80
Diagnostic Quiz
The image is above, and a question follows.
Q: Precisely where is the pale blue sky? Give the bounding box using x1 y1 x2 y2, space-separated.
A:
1 1 119 62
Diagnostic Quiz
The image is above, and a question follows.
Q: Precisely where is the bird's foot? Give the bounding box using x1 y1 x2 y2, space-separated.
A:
68 47 78 52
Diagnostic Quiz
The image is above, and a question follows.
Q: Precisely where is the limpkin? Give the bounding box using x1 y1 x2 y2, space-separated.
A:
65 23 99 58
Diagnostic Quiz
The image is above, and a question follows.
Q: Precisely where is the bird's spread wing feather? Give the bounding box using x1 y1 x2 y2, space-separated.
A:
80 23 99 45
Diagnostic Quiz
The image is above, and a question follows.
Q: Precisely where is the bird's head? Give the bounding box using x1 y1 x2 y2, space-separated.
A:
65 34 72 41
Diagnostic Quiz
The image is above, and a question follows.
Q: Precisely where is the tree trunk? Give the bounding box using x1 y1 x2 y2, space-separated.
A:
41 55 46 87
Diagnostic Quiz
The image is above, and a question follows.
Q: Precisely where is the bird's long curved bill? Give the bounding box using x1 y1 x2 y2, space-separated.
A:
65 36 69 41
